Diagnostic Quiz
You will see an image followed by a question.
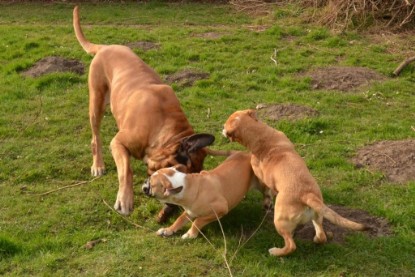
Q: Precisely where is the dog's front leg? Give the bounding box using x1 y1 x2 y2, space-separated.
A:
89 84 107 176
110 136 134 215
157 211 192 237
91 135 105 176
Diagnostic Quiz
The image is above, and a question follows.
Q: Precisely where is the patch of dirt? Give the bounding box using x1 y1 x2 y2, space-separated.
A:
256 103 319 121
126 41 160 51
352 139 415 184
245 24 270 32
194 32 224 39
295 205 392 244
22 56 84 77
307 66 385 92
165 69 210 87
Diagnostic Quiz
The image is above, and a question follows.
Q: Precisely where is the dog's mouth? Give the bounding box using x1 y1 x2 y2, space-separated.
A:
222 128 234 141
142 179 152 197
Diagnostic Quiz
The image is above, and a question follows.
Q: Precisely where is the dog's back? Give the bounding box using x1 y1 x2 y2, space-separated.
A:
197 152 257 210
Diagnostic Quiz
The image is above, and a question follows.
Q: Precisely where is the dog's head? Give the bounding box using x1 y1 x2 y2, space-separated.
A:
174 133 215 173
222 109 258 143
146 133 215 175
142 165 187 203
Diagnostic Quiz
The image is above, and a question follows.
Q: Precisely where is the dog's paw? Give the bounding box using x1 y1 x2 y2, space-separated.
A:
181 231 198 239
91 166 106 176
269 247 284 257
268 247 294 257
114 190 134 216
157 228 174 237
313 232 328 244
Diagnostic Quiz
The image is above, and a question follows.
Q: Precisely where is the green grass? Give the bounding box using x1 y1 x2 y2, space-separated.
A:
1 1 414 276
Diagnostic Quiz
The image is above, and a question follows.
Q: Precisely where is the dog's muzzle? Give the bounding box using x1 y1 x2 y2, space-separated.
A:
142 178 152 197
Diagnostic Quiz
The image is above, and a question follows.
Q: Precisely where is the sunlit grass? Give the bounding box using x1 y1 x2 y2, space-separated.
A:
0 1 414 276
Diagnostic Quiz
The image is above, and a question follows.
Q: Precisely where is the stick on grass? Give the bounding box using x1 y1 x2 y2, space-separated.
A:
35 176 101 196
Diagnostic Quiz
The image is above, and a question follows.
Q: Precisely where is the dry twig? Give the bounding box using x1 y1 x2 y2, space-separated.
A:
101 197 154 232
211 207 233 277
393 55 415 76
229 209 271 264
85 238 107 249
34 176 101 196
270 48 278 66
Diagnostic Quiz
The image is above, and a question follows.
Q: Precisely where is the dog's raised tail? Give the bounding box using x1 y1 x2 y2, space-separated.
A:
304 195 367 231
73 6 102 55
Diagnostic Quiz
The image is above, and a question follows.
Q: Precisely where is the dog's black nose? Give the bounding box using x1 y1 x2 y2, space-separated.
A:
143 185 149 195
142 179 151 196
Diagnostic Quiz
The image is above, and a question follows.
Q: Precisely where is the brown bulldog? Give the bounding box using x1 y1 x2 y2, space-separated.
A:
222 109 367 256
73 6 215 221
143 151 273 238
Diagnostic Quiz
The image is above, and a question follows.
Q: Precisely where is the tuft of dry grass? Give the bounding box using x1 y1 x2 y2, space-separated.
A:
230 1 415 30
303 0 415 30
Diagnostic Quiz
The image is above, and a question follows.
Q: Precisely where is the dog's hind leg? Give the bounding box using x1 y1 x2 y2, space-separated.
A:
269 220 297 257
88 74 108 176
111 133 134 215
312 213 327 244
269 197 298 256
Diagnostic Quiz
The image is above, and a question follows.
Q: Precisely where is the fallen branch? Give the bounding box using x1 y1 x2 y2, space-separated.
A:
35 176 101 196
85 238 107 249
393 56 415 76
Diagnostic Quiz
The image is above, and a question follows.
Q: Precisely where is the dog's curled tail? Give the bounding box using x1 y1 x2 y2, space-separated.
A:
73 6 103 55
205 148 240 157
304 195 367 231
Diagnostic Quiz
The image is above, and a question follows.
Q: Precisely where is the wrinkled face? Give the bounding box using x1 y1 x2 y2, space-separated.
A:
222 109 257 142
142 166 186 203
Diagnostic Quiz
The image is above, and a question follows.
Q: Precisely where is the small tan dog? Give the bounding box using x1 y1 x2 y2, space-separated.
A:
222 109 367 256
73 6 215 220
142 152 272 238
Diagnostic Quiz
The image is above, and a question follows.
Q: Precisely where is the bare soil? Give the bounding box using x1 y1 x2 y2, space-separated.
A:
22 56 84 77
352 139 415 184
165 69 210 87
256 103 319 121
307 66 385 91
125 41 160 51
194 32 224 39
295 205 393 244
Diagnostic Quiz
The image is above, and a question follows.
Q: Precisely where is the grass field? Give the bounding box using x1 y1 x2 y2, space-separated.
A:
0 1 414 276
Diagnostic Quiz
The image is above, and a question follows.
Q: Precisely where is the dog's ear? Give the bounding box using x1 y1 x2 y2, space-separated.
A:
246 109 258 121
164 186 183 196
180 133 215 153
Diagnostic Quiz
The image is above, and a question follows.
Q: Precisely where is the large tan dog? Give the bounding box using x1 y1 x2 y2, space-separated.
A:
222 109 367 256
142 152 272 238
73 6 215 220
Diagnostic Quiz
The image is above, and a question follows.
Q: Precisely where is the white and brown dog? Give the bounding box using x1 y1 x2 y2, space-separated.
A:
222 109 367 256
73 6 215 221
142 152 273 239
